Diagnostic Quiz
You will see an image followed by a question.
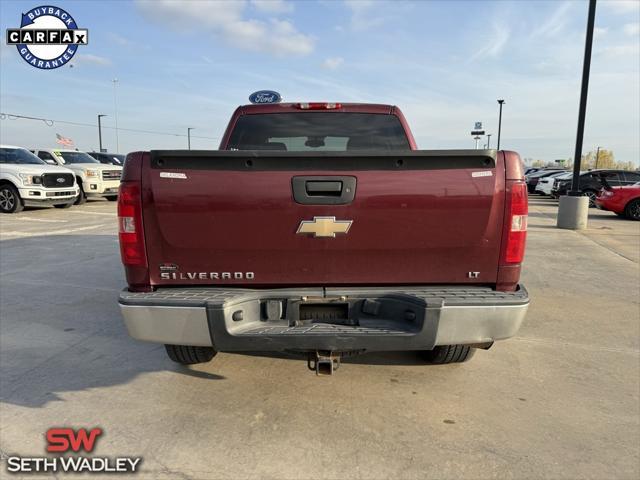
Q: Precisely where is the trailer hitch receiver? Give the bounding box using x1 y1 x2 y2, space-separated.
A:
307 351 341 375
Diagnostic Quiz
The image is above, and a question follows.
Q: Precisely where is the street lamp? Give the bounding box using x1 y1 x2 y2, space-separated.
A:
97 114 107 152
557 0 597 230
496 100 505 150
112 78 120 152
595 146 602 169
486 133 492 149
187 127 194 150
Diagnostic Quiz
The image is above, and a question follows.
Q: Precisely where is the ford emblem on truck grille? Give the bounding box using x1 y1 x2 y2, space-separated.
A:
297 216 352 238
56 177 65 183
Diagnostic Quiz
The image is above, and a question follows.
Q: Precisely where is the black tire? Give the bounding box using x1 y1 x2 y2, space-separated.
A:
0 183 24 213
624 199 640 221
106 195 118 202
74 180 87 205
54 201 74 209
420 345 475 364
582 189 598 207
165 344 217 365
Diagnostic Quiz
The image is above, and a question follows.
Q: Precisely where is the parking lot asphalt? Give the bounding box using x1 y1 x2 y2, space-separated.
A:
1 197 639 480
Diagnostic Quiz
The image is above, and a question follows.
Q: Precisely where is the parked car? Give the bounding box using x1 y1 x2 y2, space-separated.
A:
87 151 125 166
595 181 640 220
0 145 79 213
552 170 640 206
31 149 122 204
534 171 570 195
117 101 530 374
525 169 566 193
524 167 541 176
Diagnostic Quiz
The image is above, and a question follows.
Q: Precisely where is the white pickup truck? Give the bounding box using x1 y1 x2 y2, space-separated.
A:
0 145 79 213
32 149 122 204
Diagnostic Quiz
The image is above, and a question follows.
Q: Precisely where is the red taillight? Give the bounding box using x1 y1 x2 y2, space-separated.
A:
118 181 147 267
296 102 342 110
503 182 528 264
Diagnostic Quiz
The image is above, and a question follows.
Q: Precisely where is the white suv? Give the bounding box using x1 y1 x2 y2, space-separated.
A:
0 145 79 213
32 149 122 204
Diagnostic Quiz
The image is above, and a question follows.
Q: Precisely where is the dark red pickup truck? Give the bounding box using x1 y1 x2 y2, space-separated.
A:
118 102 529 374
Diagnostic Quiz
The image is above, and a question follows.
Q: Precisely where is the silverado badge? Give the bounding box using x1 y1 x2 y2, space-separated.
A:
296 216 353 238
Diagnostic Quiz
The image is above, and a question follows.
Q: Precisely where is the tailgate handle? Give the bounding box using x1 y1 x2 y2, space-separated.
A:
306 181 342 196
292 176 357 205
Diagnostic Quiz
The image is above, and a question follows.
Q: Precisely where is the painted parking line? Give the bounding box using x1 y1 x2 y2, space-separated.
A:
11 217 69 223
0 223 113 238
63 210 117 217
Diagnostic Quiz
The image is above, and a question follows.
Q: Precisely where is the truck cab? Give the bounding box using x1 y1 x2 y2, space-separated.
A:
32 149 122 204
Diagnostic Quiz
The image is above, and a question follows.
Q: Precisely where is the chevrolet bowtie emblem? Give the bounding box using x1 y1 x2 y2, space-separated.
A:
296 216 353 238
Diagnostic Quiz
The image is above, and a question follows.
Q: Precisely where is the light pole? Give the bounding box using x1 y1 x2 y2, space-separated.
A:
557 0 597 230
496 100 505 150
486 133 492 149
112 78 120 152
97 114 107 152
187 127 194 150
595 146 601 169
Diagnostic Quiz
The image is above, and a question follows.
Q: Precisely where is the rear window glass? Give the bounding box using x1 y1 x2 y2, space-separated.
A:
57 151 99 164
226 113 411 151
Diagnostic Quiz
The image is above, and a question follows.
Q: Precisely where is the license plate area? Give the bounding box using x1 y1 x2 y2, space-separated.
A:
299 303 352 325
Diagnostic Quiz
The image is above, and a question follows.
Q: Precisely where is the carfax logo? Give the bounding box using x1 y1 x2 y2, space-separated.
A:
5 5 88 69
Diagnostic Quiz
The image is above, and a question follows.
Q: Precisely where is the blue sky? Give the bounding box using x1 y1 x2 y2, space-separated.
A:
1 0 638 164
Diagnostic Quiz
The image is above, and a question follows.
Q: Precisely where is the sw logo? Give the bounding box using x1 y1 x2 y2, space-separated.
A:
5 5 88 69
5 427 142 474
46 427 102 453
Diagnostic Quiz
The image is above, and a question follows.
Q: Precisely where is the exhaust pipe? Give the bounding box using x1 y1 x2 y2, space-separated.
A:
307 351 340 375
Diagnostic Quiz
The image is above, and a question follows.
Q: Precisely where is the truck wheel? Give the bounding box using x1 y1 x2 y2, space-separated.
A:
165 344 217 365
421 345 475 364
624 199 640 221
54 201 74 209
75 181 87 205
0 183 24 213
106 195 118 201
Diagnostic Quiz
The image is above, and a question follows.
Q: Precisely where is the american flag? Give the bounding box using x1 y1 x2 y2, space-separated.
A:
55 133 74 147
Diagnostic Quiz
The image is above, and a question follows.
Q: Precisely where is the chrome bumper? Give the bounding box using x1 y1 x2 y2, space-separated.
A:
119 286 529 352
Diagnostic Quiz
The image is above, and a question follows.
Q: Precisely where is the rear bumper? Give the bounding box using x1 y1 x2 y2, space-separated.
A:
119 286 529 352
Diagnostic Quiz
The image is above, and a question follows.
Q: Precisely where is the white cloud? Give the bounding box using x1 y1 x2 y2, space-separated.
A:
69 54 112 67
108 33 133 47
251 0 293 14
597 43 640 57
623 22 640 36
472 24 510 60
135 0 313 56
322 57 344 69
345 0 384 31
530 1 572 38
594 26 608 38
604 1 640 14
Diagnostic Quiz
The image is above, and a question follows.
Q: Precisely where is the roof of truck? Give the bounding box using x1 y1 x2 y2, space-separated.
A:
238 103 396 115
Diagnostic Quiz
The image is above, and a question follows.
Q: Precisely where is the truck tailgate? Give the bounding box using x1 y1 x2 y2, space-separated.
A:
141 150 505 287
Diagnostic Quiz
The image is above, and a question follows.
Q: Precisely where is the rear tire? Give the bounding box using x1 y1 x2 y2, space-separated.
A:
165 344 217 365
106 195 118 201
624 199 640 221
74 181 87 205
420 345 475 364
582 189 598 207
0 184 24 213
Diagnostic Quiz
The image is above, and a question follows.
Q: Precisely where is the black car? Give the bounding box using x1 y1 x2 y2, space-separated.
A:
87 152 125 166
525 169 566 193
552 170 640 205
